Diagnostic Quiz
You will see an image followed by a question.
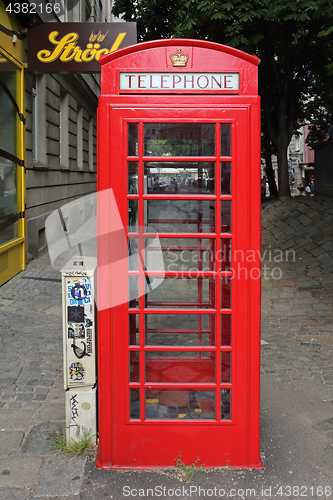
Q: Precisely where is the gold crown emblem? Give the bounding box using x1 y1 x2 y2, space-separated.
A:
89 31 108 43
170 47 189 67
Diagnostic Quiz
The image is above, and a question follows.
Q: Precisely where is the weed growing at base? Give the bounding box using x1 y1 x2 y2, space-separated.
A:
175 452 205 481
49 431 93 456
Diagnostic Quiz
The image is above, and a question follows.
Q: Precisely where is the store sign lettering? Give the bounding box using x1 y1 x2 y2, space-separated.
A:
119 72 239 91
37 31 125 64
28 22 137 72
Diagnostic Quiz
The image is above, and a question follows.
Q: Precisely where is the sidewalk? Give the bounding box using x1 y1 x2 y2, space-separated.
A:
1 195 333 499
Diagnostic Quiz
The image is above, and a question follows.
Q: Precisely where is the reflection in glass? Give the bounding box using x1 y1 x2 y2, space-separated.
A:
129 351 140 382
145 238 215 272
145 351 215 383
221 276 231 309
145 314 215 346
128 276 139 308
0 65 19 245
220 238 231 271
145 277 216 309
221 200 231 233
0 216 18 245
144 123 215 156
129 314 139 345
128 200 138 232
221 351 231 383
221 314 231 346
128 162 138 194
130 389 140 419
128 123 138 156
221 123 231 156
221 162 231 195
0 68 17 157
221 389 231 420
145 389 216 420
128 238 139 271
145 200 215 233
145 162 215 195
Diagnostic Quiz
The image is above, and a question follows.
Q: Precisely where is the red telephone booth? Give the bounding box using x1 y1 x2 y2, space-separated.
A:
97 39 262 468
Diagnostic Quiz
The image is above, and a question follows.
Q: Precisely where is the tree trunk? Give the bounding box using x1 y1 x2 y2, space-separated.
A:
276 143 291 198
264 152 278 197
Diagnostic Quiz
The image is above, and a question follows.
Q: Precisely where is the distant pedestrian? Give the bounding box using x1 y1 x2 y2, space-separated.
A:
297 177 306 195
305 185 311 196
310 179 315 194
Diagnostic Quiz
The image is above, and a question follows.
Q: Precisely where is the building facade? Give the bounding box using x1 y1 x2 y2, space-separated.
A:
0 0 122 285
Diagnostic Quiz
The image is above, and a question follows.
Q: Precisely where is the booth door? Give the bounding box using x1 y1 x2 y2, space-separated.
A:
106 107 259 467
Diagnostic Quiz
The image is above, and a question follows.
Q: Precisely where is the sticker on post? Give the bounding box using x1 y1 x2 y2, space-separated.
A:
68 322 85 339
71 339 91 359
69 362 85 382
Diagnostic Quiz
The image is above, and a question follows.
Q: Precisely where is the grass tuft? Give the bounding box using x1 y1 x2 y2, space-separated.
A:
49 431 93 456
175 452 205 481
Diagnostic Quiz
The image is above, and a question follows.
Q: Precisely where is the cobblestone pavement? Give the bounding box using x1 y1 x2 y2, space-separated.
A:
0 195 332 498
261 196 333 385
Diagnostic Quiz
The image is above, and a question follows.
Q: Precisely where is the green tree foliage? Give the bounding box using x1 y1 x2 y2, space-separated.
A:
113 0 333 197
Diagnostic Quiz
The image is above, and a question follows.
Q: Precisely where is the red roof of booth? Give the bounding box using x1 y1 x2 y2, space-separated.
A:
99 38 260 67
99 38 260 95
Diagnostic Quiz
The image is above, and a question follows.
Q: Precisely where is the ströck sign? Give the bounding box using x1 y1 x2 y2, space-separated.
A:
119 72 239 91
28 22 137 72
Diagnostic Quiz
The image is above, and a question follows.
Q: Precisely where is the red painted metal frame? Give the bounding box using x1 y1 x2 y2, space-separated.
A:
97 39 261 469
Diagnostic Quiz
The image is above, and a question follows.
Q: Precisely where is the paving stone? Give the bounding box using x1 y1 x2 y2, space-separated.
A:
36 403 65 423
33 454 87 498
0 457 43 488
0 410 35 431
0 431 24 457
0 488 28 499
21 422 64 456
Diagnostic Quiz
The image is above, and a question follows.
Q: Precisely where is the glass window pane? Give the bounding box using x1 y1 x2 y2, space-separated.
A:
145 351 215 383
128 200 138 232
219 238 231 272
221 124 231 156
221 200 231 233
145 277 216 309
129 314 139 345
221 389 231 420
221 161 231 195
0 67 18 157
145 313 215 346
145 238 215 272
129 351 140 382
221 314 231 346
130 389 140 419
0 157 18 244
128 123 138 156
129 276 139 308
145 389 216 420
144 123 215 156
128 238 139 271
145 200 215 233
146 162 215 194
221 351 231 383
221 276 231 309
128 162 138 194
0 218 18 245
